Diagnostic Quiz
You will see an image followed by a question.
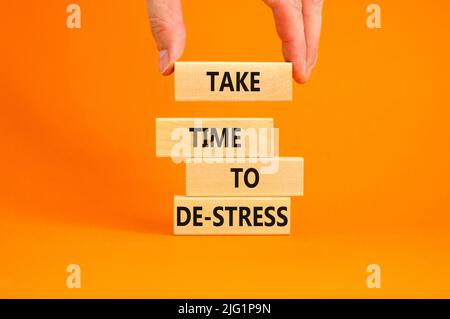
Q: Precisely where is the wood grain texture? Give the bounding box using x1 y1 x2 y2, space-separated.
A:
156 118 278 158
174 196 291 235
175 62 292 101
186 157 304 196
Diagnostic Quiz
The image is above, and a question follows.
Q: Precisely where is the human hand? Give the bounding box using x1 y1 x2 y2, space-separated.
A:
146 0 323 83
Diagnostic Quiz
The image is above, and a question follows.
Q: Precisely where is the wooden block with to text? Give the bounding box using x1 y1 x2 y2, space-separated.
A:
175 62 292 101
186 157 304 196
156 118 278 159
174 196 291 235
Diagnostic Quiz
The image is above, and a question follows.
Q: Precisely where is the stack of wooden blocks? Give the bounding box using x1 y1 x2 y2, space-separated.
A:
156 62 304 235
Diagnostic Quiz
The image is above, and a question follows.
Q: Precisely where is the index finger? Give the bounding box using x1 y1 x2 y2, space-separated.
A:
263 0 308 83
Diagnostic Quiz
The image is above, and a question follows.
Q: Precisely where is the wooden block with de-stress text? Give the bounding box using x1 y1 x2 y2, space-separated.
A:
186 157 304 196
174 196 291 235
156 118 278 158
175 62 292 101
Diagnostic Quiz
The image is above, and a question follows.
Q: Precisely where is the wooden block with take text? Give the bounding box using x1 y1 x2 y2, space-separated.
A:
174 196 291 235
186 157 304 196
156 118 278 159
175 62 292 101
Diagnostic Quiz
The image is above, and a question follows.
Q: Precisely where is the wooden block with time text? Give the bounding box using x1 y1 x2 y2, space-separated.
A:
186 157 304 196
156 118 278 158
175 62 292 101
174 196 291 235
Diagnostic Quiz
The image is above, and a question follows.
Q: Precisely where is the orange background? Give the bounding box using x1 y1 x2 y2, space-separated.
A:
1 0 450 298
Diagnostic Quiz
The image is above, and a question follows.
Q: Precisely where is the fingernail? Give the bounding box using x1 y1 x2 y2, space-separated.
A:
158 50 169 74
299 61 308 83
305 56 318 80
305 65 314 80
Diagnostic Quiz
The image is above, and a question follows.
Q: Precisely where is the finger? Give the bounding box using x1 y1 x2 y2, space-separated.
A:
263 0 308 83
146 0 186 75
302 0 324 79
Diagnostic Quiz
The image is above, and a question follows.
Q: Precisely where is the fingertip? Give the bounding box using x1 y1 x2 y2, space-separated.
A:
301 55 319 83
157 29 185 76
293 72 308 84
304 64 315 82
291 58 308 84
158 50 169 74
161 62 175 75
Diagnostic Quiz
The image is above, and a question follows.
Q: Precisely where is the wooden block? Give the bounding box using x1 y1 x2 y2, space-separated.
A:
174 196 291 235
186 157 303 196
175 62 292 101
156 118 278 159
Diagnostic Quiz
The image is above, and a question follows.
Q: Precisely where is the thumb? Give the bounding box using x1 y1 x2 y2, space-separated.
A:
146 0 186 75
